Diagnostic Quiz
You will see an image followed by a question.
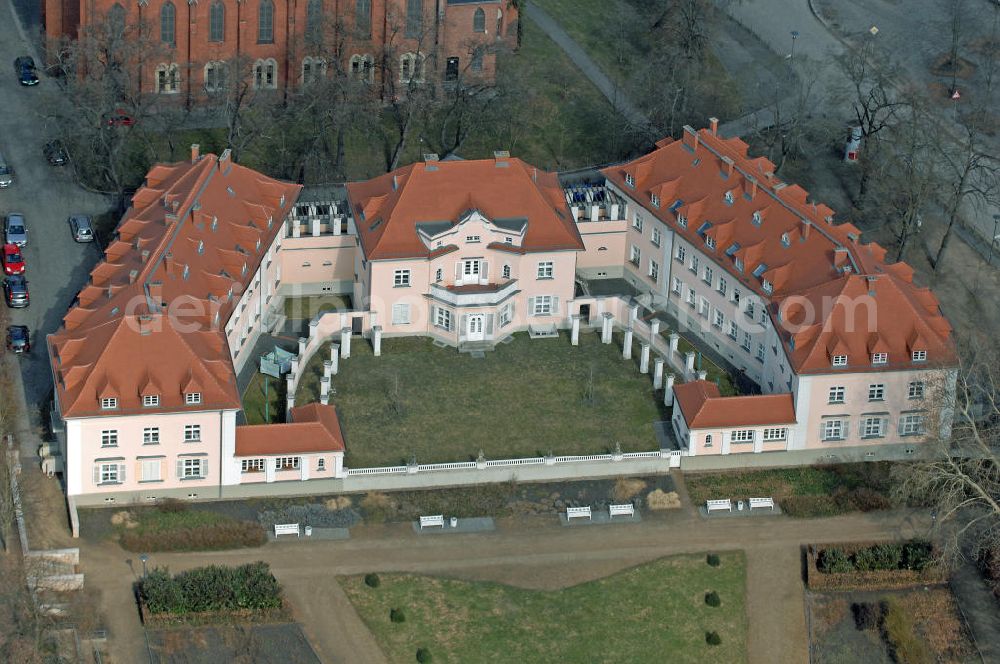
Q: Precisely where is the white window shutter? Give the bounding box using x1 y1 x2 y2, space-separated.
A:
527 297 535 316
431 306 438 326
485 314 494 335
177 460 184 478
510 301 515 323
200 459 208 478
551 296 560 316
481 261 489 280
119 464 126 483
460 314 468 335
93 465 100 485
455 261 461 279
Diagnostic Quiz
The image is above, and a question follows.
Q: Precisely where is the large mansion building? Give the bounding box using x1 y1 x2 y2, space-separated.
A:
47 121 957 509
43 0 517 101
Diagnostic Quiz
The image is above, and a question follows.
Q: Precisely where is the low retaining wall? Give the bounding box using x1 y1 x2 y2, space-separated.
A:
679 442 926 472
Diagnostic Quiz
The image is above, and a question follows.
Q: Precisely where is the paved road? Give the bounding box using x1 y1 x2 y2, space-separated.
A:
81 507 933 664
0 0 112 413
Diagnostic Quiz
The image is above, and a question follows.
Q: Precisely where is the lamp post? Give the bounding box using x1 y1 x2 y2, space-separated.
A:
790 30 800 61
139 553 148 580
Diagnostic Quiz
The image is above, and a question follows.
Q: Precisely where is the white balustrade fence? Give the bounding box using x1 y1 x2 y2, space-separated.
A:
344 449 681 476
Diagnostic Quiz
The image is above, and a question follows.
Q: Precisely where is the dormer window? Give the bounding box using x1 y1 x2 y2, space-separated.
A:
734 257 744 272
100 397 118 410
705 236 716 250
832 355 848 367
724 191 734 204
624 173 635 188
872 352 888 365
505 236 513 244
182 264 190 279
911 350 927 362
780 233 790 247
256 238 262 251
752 211 762 226
197 240 205 254
677 215 687 228
466 235 480 243
762 279 773 294
651 194 661 208
143 395 160 407
185 392 202 405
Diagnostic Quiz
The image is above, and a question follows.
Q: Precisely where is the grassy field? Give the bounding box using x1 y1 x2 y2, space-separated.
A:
296 331 666 467
686 464 894 517
534 0 641 82
341 552 747 664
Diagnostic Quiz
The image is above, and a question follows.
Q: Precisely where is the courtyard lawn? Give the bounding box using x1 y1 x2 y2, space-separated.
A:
243 372 287 425
341 552 747 664
296 331 666 467
672 333 739 396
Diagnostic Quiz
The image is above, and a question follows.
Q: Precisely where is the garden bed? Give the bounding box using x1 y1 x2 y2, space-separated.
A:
807 541 945 592
685 463 894 518
110 500 267 552
341 552 747 663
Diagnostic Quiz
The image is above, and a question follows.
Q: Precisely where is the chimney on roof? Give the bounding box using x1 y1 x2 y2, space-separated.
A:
708 117 719 136
218 149 232 172
847 232 859 245
721 156 734 178
164 252 174 272
866 275 878 297
801 220 811 241
747 177 758 199
141 249 150 263
149 281 163 302
681 125 699 153
128 269 138 284
191 143 200 163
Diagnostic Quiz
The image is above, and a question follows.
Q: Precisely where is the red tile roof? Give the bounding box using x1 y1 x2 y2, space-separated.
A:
346 157 585 260
603 127 955 374
235 403 346 456
674 381 797 429
48 151 301 418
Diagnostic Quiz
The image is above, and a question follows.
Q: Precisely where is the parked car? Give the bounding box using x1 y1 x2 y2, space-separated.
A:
14 56 38 86
105 109 134 127
4 213 27 246
2 243 25 275
43 140 68 166
6 325 30 353
3 275 28 307
0 152 12 187
69 214 94 242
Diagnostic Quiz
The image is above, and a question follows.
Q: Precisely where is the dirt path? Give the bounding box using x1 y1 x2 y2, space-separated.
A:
81 509 929 664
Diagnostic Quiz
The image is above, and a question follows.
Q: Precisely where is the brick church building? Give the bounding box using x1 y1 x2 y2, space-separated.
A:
43 0 517 103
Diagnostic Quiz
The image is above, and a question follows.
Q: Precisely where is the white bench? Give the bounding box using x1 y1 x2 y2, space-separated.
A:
706 499 733 514
749 497 775 511
566 506 592 521
609 503 635 518
419 515 445 529
274 523 300 537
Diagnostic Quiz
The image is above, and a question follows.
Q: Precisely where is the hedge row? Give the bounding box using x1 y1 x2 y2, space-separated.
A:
121 520 267 552
808 541 945 591
139 562 282 615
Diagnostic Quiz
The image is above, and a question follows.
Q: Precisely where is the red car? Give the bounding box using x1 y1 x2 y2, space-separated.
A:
105 109 135 127
2 243 25 275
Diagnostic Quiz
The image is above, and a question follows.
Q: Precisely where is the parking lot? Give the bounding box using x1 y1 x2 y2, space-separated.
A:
1 0 111 411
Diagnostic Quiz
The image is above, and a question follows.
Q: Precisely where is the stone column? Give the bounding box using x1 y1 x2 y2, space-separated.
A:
298 336 307 357
311 217 321 236
685 351 695 375
320 376 330 399
650 319 661 339
623 327 633 359
601 312 614 344
333 216 342 235
340 327 351 358
669 333 679 354
372 325 382 357
697 370 707 381
329 345 340 373
653 358 665 389
292 222 301 238
289 355 299 377
663 374 675 406
308 319 319 340
320 394 330 406
571 314 581 346
639 343 650 373
285 395 295 419
323 360 333 380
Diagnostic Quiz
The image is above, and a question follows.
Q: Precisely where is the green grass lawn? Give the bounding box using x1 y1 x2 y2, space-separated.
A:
340 552 747 664
671 333 739 396
534 0 641 82
242 372 287 425
283 294 354 319
296 331 666 467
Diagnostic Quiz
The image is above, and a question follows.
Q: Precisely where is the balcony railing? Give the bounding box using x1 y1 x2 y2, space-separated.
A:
428 279 519 307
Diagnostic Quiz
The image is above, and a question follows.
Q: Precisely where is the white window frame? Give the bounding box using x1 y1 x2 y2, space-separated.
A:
502 264 511 280
675 245 686 262
762 428 786 442
633 213 643 231
713 309 725 329
533 295 553 316
465 235 481 243
828 386 845 404
651 227 661 247
185 392 202 405
872 352 888 365
756 343 765 361
99 463 120 484
728 320 738 340
742 331 752 352
181 458 204 479
275 456 300 470
671 277 682 295
536 261 554 279
861 416 885 439
703 265 713 285
648 259 659 282
143 395 160 407
731 430 754 443
317 457 326 471
392 303 411 325
908 381 925 400
393 269 411 287
899 413 925 436
143 427 160 445
911 350 927 362
100 397 118 410
822 419 845 441
184 425 201 442
629 245 641 266
868 384 885 401
435 307 452 330
241 458 265 473
832 355 848 367
499 303 512 328
101 430 118 448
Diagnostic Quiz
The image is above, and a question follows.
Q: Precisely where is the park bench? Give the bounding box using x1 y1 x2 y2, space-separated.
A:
419 515 445 529
706 499 733 514
274 523 300 537
608 503 635 518
748 497 775 511
566 506 592 521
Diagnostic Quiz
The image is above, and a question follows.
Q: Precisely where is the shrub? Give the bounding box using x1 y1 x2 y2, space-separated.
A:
416 647 433 663
390 608 406 623
139 562 282 615
157 498 189 513
704 591 721 607
121 520 266 552
855 543 903 572
851 602 881 631
705 631 721 646
817 548 853 574
902 541 934 571
881 598 933 664
706 554 720 567
845 487 892 512
364 573 381 588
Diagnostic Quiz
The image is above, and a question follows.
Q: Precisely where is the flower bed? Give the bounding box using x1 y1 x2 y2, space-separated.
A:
806 541 946 591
